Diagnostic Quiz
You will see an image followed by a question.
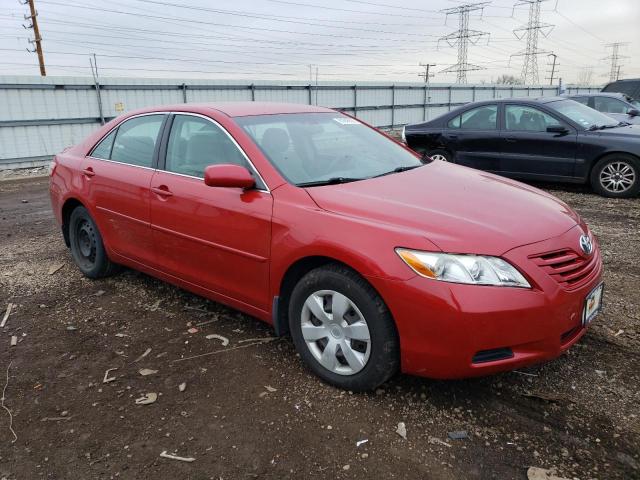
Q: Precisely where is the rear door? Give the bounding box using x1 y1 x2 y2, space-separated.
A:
445 104 502 170
81 114 166 265
499 104 577 178
150 113 273 311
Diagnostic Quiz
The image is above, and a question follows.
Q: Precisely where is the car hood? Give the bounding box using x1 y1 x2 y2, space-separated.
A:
305 162 581 256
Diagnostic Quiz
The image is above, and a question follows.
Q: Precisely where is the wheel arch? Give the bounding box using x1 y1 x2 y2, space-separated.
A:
273 255 394 338
588 150 640 178
60 197 86 247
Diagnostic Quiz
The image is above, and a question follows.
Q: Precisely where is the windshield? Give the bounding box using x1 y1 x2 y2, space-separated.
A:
547 99 619 129
236 112 422 186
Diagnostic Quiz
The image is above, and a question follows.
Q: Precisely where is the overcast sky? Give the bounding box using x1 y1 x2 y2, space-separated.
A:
0 0 638 85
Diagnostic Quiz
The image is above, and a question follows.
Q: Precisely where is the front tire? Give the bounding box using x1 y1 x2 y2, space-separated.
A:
288 264 399 391
68 206 119 279
590 154 640 198
426 148 452 163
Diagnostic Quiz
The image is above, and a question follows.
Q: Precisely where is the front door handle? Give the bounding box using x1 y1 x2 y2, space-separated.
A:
82 167 95 178
505 137 518 143
151 186 173 197
446 134 458 140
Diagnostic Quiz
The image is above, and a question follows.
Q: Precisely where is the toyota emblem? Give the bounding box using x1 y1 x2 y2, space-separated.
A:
579 234 593 255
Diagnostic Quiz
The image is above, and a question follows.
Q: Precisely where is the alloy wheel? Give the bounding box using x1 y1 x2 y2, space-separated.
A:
599 161 636 193
300 290 371 376
430 154 448 162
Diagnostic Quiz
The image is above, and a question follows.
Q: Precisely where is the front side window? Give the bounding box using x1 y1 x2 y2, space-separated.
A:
594 96 628 114
505 105 560 132
165 115 249 178
236 112 422 186
547 99 619 129
110 115 164 168
454 105 498 130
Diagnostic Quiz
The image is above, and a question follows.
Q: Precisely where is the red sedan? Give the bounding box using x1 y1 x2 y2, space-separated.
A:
49 102 604 391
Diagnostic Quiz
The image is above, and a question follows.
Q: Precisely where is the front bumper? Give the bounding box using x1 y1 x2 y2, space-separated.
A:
370 225 604 379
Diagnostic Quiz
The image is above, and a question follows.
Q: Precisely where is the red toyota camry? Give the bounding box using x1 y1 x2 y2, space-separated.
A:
49 102 604 391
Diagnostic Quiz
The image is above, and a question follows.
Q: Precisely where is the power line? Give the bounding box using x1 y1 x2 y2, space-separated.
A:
511 0 554 84
438 2 491 84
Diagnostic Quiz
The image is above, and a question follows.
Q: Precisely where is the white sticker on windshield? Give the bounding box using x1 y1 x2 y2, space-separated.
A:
333 117 360 125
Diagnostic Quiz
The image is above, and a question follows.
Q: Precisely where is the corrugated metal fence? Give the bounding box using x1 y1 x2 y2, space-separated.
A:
0 76 600 169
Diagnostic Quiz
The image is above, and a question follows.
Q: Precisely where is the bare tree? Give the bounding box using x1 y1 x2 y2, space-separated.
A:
576 67 594 86
495 74 523 85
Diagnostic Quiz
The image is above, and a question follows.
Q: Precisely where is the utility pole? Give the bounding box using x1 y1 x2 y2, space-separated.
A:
438 2 490 84
604 42 628 82
546 53 558 86
418 63 436 84
511 0 554 85
22 0 46 76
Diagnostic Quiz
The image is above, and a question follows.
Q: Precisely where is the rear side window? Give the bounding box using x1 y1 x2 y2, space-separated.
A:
110 115 164 168
90 129 116 159
571 96 589 105
448 105 497 130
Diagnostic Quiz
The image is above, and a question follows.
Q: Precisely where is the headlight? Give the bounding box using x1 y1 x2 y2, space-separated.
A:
396 248 531 288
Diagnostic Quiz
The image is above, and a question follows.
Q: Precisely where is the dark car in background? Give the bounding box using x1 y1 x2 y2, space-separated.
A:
567 92 640 125
602 78 640 100
403 97 640 198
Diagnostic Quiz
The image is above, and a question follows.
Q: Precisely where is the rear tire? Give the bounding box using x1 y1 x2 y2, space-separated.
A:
426 148 453 163
288 264 399 391
590 154 640 198
68 206 119 279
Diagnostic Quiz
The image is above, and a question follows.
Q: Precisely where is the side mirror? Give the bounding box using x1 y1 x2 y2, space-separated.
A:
547 124 568 134
628 108 639 117
204 164 255 189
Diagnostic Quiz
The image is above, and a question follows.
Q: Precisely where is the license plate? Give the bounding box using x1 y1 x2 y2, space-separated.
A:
582 283 604 326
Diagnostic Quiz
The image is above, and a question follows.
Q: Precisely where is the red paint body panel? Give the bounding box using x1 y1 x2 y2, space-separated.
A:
49 102 603 380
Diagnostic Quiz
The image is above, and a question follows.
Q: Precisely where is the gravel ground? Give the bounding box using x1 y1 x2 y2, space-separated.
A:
0 176 638 479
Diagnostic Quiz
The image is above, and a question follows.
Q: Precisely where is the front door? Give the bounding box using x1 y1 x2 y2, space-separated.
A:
499 104 577 178
81 114 166 265
150 114 273 311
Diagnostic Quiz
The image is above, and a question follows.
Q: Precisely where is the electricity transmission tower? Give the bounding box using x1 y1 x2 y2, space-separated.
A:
604 43 629 82
21 0 46 76
438 2 490 84
511 0 554 85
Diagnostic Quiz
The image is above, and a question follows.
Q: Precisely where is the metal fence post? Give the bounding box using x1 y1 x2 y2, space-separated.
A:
250 84 255 101
423 84 427 121
308 84 313 105
353 84 358 118
94 81 105 125
391 84 396 127
448 86 452 111
472 85 476 102
493 86 497 99
181 83 187 103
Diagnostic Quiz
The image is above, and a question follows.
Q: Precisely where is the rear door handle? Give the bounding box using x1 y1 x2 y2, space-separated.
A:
151 186 173 197
505 137 517 143
82 167 95 177
446 134 458 140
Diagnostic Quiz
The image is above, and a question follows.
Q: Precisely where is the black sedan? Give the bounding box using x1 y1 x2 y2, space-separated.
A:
567 92 640 125
403 97 640 198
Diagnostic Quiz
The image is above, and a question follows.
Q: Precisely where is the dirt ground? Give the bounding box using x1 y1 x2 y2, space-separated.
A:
0 176 638 480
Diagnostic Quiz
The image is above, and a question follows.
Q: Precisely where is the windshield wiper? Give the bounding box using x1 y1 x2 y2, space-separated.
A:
588 123 625 131
372 164 423 178
297 177 363 187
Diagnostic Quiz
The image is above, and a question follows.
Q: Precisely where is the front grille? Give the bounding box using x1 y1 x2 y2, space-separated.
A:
529 245 600 290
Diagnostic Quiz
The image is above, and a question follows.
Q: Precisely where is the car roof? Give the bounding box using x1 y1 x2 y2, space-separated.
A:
568 92 625 99
448 96 567 107
122 102 334 118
